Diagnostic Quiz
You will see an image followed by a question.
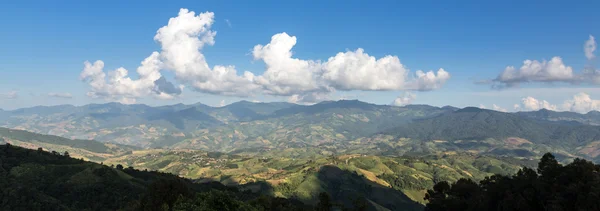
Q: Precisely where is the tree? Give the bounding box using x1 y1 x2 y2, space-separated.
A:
425 153 600 211
351 196 368 211
63 151 70 157
116 164 124 170
139 179 191 211
316 192 332 211
537 152 561 180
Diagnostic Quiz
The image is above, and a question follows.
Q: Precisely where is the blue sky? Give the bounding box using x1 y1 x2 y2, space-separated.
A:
1 0 599 112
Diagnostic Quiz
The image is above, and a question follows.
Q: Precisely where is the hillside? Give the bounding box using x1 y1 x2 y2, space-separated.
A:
0 100 453 149
5 101 600 163
382 107 600 162
104 148 532 209
0 127 137 162
517 108 600 126
0 144 311 211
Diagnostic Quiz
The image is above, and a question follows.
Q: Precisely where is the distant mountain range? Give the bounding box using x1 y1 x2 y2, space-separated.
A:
2 100 600 162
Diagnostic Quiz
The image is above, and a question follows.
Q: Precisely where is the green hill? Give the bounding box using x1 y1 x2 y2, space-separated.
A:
383 107 600 162
0 144 310 211
105 148 531 210
0 100 453 148
0 127 138 162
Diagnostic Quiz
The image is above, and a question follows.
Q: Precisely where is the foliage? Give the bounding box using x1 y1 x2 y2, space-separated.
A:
424 153 600 211
0 145 309 211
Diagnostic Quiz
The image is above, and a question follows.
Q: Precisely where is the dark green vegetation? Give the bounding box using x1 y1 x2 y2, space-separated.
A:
425 153 600 211
0 144 311 211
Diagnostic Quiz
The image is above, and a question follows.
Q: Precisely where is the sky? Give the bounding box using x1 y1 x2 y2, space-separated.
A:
1 0 600 113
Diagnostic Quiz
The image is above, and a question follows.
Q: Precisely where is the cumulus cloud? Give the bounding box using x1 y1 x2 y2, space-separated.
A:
322 49 449 91
252 33 324 95
486 35 599 88
0 91 18 99
561 93 600 113
81 8 450 103
513 104 521 111
585 35 596 60
80 52 177 103
47 92 73 99
494 57 576 87
521 96 558 111
492 104 507 112
392 92 416 106
287 92 332 104
516 93 600 113
219 100 226 107
479 104 486 109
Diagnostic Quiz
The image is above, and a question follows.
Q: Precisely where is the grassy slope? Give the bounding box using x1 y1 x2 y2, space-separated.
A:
106 149 529 210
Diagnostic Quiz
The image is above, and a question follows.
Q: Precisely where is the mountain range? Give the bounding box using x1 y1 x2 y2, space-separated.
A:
2 100 600 163
4 100 600 210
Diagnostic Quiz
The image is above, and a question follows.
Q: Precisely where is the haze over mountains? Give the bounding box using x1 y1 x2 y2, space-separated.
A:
2 100 600 163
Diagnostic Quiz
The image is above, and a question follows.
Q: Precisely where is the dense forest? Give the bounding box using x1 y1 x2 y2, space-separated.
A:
424 153 600 211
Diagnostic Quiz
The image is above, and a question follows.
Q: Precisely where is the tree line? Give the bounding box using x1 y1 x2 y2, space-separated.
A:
424 153 600 211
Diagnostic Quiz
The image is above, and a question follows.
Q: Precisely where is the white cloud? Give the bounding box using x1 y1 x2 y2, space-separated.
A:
561 93 600 113
80 52 180 103
47 92 73 99
225 19 232 28
478 104 507 112
521 96 558 111
81 8 450 104
322 49 449 91
0 91 18 99
495 57 575 86
513 104 521 111
287 92 332 104
487 35 600 88
492 104 507 112
219 100 226 107
392 92 416 106
585 35 596 60
252 33 324 95
253 33 450 95
117 96 137 104
516 93 600 113
154 9 258 97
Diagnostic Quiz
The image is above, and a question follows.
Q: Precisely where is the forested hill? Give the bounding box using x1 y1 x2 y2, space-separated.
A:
0 144 313 211
385 107 600 146
381 107 600 162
